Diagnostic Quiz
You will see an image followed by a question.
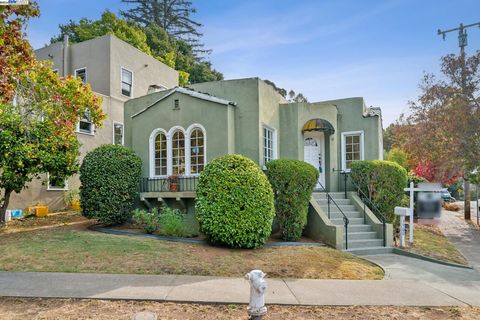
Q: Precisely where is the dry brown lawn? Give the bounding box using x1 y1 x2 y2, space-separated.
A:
0 298 479 320
402 224 468 265
0 213 383 280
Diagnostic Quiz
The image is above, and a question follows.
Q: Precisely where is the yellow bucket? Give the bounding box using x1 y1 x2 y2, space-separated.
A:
28 206 49 217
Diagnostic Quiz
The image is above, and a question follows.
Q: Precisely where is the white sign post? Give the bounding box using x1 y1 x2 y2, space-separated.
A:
395 207 410 248
403 182 447 244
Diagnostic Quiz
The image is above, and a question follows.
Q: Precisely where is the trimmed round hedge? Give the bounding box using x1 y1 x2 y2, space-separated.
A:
350 160 407 224
80 144 142 225
195 155 275 248
266 159 319 241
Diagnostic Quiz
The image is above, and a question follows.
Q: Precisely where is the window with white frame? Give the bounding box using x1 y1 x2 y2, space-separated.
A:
121 68 133 97
190 128 205 174
154 132 168 176
77 111 94 135
113 122 124 145
342 131 364 171
74 68 87 84
263 126 276 166
47 174 68 191
172 130 185 175
149 125 206 177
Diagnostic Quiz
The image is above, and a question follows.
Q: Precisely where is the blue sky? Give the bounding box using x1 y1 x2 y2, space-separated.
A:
27 0 480 125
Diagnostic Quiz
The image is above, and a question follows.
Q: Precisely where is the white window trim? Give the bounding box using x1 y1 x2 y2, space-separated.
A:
47 173 69 191
262 125 277 169
341 130 365 172
149 124 207 178
112 121 124 145
149 128 168 178
121 66 134 98
168 126 186 176
76 117 95 136
186 123 207 176
74 67 87 83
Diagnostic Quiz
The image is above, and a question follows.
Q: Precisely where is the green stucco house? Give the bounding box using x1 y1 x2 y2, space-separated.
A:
125 77 383 190
125 78 391 253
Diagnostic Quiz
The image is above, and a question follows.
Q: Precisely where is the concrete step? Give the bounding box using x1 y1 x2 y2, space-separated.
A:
331 217 365 225
346 239 384 249
312 192 346 200
348 231 379 240
345 246 393 256
316 199 351 206
328 211 363 219
347 224 373 233
319 205 356 212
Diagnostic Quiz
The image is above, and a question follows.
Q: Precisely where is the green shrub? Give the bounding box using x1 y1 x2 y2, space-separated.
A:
80 145 142 225
132 207 195 237
350 160 407 224
133 208 160 234
159 207 191 237
266 159 319 241
195 155 275 248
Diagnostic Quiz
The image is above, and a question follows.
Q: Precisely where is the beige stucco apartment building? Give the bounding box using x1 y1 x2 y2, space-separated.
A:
8 34 179 211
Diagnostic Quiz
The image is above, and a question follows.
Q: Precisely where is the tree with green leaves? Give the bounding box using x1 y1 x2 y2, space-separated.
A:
0 3 106 223
51 11 222 85
393 53 480 219
121 0 209 55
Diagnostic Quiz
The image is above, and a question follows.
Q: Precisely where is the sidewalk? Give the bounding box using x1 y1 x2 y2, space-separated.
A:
1 271 480 307
440 210 480 270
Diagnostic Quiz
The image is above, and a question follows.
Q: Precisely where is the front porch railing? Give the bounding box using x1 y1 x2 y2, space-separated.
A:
140 176 199 193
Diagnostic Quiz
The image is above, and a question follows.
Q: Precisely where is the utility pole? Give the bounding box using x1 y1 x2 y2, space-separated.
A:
437 22 480 220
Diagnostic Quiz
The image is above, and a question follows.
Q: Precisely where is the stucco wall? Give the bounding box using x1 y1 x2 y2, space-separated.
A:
35 42 64 75
191 78 261 163
109 35 179 101
126 92 234 177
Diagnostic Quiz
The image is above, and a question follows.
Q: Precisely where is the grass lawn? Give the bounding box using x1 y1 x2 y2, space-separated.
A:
1 298 479 320
0 214 383 280
402 224 468 266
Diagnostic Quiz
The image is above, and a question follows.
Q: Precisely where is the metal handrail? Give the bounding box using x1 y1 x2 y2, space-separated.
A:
140 176 199 193
346 174 388 247
317 179 350 250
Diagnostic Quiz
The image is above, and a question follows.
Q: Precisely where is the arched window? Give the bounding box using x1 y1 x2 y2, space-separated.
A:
172 130 185 175
154 132 167 176
190 128 205 174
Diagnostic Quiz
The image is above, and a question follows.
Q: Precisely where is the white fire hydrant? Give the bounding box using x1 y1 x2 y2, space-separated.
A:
244 270 267 320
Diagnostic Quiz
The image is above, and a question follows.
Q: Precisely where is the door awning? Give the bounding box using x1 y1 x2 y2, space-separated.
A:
302 119 335 135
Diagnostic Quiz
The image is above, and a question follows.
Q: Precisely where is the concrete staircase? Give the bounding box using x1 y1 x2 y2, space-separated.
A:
312 191 392 255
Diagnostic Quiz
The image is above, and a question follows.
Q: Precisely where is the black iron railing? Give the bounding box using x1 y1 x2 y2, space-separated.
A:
346 173 388 247
139 176 199 193
318 179 350 250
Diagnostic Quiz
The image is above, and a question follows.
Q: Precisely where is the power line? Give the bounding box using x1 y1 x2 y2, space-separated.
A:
437 22 480 57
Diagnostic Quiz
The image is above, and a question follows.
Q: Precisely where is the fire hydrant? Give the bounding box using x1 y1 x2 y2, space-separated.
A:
244 270 267 320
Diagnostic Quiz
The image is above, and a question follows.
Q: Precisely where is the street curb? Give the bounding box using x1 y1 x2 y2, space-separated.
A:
392 248 473 269
89 225 326 248
355 256 387 280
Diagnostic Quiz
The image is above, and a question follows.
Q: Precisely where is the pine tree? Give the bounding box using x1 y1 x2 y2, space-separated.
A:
121 0 209 56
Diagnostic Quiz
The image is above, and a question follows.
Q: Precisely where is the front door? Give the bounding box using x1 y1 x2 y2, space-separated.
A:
304 134 325 190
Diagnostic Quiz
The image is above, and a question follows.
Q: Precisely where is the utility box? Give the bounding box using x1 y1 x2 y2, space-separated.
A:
417 183 442 220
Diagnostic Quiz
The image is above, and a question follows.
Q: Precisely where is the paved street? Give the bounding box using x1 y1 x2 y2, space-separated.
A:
1 271 480 307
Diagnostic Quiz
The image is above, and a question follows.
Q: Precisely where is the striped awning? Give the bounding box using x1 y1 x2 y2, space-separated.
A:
302 119 335 135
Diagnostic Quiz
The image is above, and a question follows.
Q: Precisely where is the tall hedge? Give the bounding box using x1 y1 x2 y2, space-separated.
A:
350 160 407 224
195 155 275 248
266 160 319 241
80 144 142 225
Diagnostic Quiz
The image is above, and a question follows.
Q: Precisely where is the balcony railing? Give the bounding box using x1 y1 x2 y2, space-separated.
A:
140 176 199 193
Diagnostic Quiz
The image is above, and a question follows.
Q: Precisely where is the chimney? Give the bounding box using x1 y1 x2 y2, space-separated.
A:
63 35 69 77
